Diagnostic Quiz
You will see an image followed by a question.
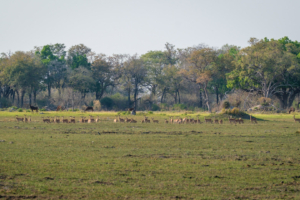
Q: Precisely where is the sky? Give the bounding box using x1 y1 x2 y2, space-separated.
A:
1 0 299 56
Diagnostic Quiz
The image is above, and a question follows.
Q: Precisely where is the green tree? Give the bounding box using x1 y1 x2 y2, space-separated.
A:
67 44 91 69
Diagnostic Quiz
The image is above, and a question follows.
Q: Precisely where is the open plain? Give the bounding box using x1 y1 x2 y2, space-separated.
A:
1 111 300 199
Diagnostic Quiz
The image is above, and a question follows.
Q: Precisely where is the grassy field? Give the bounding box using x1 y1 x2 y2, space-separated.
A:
1 111 300 199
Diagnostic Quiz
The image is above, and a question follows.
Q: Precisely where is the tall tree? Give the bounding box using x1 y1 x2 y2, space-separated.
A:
67 44 91 69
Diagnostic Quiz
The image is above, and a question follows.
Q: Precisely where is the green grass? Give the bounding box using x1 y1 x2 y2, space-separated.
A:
1 111 300 199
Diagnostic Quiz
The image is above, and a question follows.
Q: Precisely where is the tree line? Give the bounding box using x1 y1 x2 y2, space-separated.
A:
0 36 299 111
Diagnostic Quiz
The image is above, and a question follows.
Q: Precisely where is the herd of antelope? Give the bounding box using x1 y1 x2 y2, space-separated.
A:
12 114 300 124
14 115 100 123
113 115 259 124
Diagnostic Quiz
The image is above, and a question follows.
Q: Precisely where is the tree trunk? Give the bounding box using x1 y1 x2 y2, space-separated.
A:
199 88 203 108
161 88 166 103
16 90 19 107
216 85 219 105
21 90 25 108
204 83 211 112
127 88 131 108
134 83 138 111
275 89 289 109
48 84 51 98
33 90 37 105
29 92 32 106
177 89 180 104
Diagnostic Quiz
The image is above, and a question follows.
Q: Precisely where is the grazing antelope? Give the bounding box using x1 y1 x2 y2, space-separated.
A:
293 115 300 123
144 117 151 123
151 118 159 123
164 119 169 124
204 117 213 124
228 117 236 124
190 118 195 124
125 117 131 123
56 106 64 111
42 117 50 123
84 117 89 123
62 117 69 123
69 117 76 123
129 118 137 123
118 115 125 123
214 117 219 124
16 115 24 122
250 115 257 124
219 119 223 124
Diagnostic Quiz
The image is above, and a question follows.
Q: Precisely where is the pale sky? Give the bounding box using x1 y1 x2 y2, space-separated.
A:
1 0 299 56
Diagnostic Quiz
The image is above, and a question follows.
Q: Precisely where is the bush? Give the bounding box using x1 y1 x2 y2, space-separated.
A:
222 101 230 109
100 97 114 110
259 97 271 106
18 108 23 112
0 98 12 108
148 111 153 114
40 108 46 111
152 104 160 111
173 104 187 110
26 109 31 112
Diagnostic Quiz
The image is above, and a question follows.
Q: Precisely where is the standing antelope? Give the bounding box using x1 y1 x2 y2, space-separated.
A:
79 116 84 123
95 116 100 123
170 117 173 124
151 118 159 123
69 117 76 123
113 116 118 123
62 117 69 123
23 115 28 123
54 116 60 123
88 116 95 123
16 115 24 122
237 118 244 124
204 117 213 124
118 115 125 123
250 115 257 124
196 116 201 124
214 117 219 124
125 117 131 123
219 119 223 124
293 115 300 123
228 117 236 124
164 119 169 124
42 117 51 123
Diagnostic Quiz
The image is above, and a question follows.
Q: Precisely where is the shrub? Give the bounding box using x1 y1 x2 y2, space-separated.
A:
148 111 153 114
40 108 46 111
222 101 230 109
26 109 31 112
100 97 114 110
259 97 271 106
173 104 187 110
18 108 23 112
152 104 160 111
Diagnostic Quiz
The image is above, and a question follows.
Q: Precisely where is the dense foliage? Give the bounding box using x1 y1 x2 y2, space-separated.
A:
0 37 299 111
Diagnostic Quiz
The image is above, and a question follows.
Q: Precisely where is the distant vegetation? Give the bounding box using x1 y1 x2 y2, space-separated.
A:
0 37 300 112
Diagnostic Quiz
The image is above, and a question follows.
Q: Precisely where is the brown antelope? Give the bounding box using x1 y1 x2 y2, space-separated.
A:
170 117 174 124
30 104 39 113
95 116 100 123
219 119 223 124
182 117 187 124
164 119 169 124
125 117 131 123
204 117 213 124
144 117 151 123
28 116 31 123
54 116 60 123
129 119 137 123
42 117 51 123
190 118 195 124
196 116 201 124
69 117 76 123
88 116 95 123
113 116 118 123
250 115 257 124
214 117 219 124
16 115 24 122
228 117 236 124
84 117 89 123
23 115 28 123
62 117 69 123
237 118 244 124
293 115 300 123
79 116 84 123
151 118 159 123
118 115 125 123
